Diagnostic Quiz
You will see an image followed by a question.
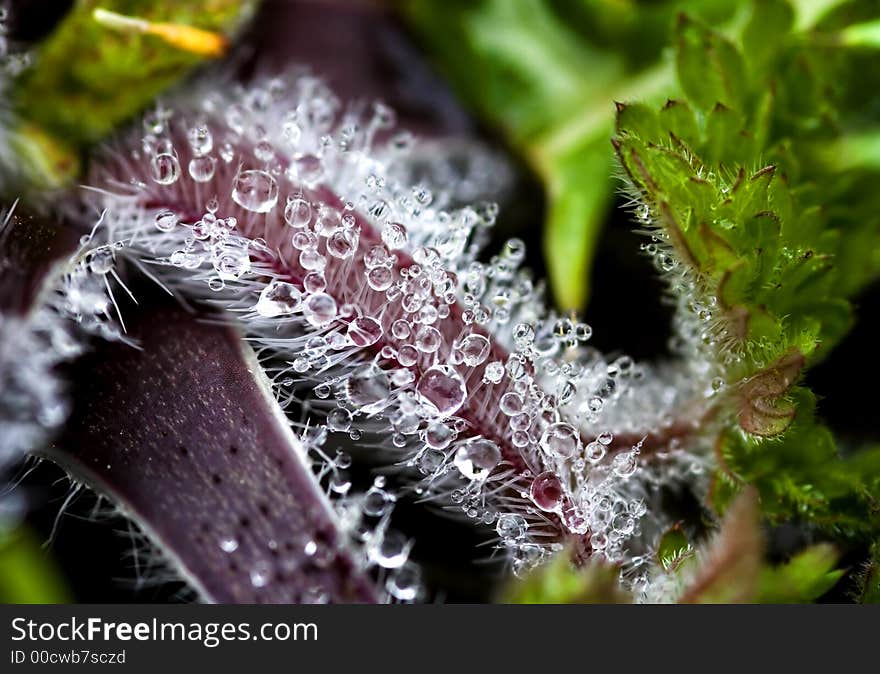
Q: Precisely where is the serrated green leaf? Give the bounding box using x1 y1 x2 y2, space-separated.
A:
675 14 748 113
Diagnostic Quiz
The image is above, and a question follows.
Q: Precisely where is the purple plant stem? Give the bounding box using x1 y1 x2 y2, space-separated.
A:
45 292 378 603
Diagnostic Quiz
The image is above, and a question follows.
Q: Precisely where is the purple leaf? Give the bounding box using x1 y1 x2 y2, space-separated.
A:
47 292 378 603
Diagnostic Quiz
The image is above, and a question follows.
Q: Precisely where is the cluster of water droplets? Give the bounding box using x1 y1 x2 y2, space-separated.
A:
90 74 714 584
0 210 126 474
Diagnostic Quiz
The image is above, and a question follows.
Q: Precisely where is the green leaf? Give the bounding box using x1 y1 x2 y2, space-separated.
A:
8 0 256 189
757 544 844 602
656 524 693 571
501 550 632 604
675 14 747 113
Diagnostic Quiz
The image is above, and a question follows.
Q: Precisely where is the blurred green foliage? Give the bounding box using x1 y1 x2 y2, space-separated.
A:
0 525 70 603
7 0 256 191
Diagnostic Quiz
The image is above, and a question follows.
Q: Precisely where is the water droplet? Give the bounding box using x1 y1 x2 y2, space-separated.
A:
529 471 564 512
540 422 581 459
496 513 527 540
459 333 490 366
612 450 638 478
363 485 393 517
327 407 352 432
155 210 178 232
499 392 522 416
414 325 441 353
386 566 420 601
188 155 216 182
303 271 326 293
345 366 391 413
347 316 383 347
369 530 409 569
150 152 180 185
256 280 301 317
249 561 270 588
303 292 337 326
327 227 358 259
213 245 251 280
219 538 239 553
417 447 446 474
284 197 311 227
391 319 411 340
453 438 500 480
416 366 466 417
366 266 394 291
483 361 504 384
88 247 114 274
187 124 213 156
424 421 455 449
381 222 408 249
232 169 278 213
586 441 606 463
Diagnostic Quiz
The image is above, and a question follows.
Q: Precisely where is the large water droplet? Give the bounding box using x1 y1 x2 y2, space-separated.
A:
416 365 466 417
327 228 358 259
150 152 180 185
496 513 527 540
345 366 391 413
188 155 216 182
540 422 581 459
414 325 441 353
303 293 337 326
459 333 490 367
256 281 302 317
381 222 408 249
453 438 500 481
347 316 383 347
232 169 278 213
529 471 564 512
284 197 311 227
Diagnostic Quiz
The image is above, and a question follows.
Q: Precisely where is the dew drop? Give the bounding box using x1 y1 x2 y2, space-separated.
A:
496 513 527 540
416 365 466 417
345 366 391 413
363 485 393 517
327 407 352 432
154 210 178 232
381 222 408 249
539 422 581 459
188 155 216 182
231 169 278 213
459 333 490 367
366 266 394 291
327 227 358 259
219 538 239 553
88 247 114 275
453 438 500 481
256 280 302 317
303 292 337 326
414 325 442 353
150 152 180 185
284 197 311 227
347 316 383 347
529 471 564 512
424 421 455 450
